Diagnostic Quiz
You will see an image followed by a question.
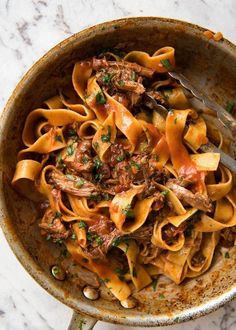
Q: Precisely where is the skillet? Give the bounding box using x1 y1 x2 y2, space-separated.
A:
1 17 236 329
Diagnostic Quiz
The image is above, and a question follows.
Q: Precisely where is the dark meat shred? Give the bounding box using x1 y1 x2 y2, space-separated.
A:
63 140 94 174
39 208 69 241
92 57 154 77
49 170 99 197
166 179 212 212
220 226 236 247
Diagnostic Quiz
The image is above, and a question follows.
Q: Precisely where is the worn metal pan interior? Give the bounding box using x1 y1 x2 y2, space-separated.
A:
1 17 236 327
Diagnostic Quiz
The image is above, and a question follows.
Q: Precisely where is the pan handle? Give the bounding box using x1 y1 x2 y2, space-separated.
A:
68 311 97 330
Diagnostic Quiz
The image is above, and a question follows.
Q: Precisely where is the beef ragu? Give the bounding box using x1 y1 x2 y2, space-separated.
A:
12 46 236 303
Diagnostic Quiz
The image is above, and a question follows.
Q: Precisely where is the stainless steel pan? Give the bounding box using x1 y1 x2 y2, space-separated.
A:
1 17 236 329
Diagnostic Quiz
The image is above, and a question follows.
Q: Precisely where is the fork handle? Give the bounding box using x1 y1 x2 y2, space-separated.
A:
168 71 236 136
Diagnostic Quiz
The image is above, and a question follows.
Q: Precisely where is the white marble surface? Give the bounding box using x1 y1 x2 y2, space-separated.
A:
1 0 236 329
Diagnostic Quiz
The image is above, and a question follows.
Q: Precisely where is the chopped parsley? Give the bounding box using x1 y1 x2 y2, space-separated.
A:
66 174 75 180
151 278 158 291
93 142 99 150
101 125 112 143
82 156 89 164
226 100 235 113
160 58 172 70
118 80 125 86
102 193 112 201
95 236 103 246
174 117 178 124
160 190 169 197
55 238 64 245
114 268 126 276
60 249 68 258
152 154 159 161
55 135 63 142
67 128 77 137
75 178 85 188
67 145 74 156
94 157 102 169
159 293 165 299
131 71 136 81
224 251 230 259
56 153 62 162
89 194 103 202
122 204 135 218
185 223 194 237
46 234 51 241
55 211 62 218
130 160 141 170
132 267 137 278
116 154 125 162
102 278 110 283
94 173 103 182
71 233 77 240
112 236 130 247
102 73 112 85
96 91 106 104
86 232 93 242
78 221 87 229
125 243 130 254
79 320 84 330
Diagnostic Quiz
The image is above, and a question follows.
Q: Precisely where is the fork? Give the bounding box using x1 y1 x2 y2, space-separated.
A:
145 94 236 173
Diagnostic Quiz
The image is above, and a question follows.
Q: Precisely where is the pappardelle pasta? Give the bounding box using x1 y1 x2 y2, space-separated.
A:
12 46 236 302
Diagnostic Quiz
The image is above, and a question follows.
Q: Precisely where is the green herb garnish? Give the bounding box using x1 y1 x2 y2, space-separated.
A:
152 154 159 161
116 154 125 162
55 135 63 142
93 142 99 150
86 232 93 242
151 278 158 291
101 125 111 143
102 73 112 85
102 278 110 283
46 234 51 241
130 160 140 170
122 204 135 218
75 178 85 188
67 145 74 156
55 211 62 218
160 59 171 70
159 293 165 299
224 251 230 259
82 156 89 164
160 190 169 197
66 174 75 180
95 236 103 246
78 221 87 229
67 128 77 137
94 157 102 169
185 223 194 237
132 267 137 278
71 233 77 240
55 238 64 245
174 117 178 124
112 236 130 247
118 80 125 86
114 268 126 276
131 71 136 81
226 100 235 113
96 91 106 104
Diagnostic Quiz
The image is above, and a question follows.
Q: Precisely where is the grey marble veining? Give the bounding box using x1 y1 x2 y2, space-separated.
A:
1 0 236 329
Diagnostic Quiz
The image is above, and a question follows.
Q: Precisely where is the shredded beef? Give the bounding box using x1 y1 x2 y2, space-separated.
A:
49 170 99 197
39 208 69 241
166 179 212 212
